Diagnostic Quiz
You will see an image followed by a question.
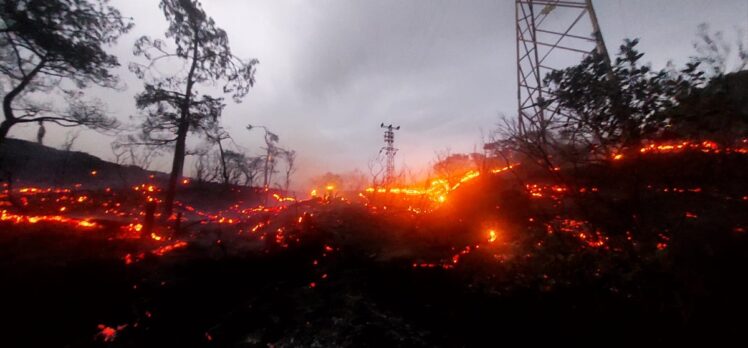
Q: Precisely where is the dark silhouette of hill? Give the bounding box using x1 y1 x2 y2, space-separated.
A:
0 138 166 187
0 138 269 209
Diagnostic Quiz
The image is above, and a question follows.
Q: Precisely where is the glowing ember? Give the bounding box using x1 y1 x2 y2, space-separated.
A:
77 220 97 228
361 164 520 206
95 324 126 342
152 241 188 256
1 210 99 229
488 229 498 243
635 139 747 155
272 193 296 202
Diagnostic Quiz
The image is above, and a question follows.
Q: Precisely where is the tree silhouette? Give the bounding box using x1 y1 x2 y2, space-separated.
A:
540 39 703 161
130 0 258 217
494 39 710 181
246 124 279 189
691 23 748 76
663 70 748 146
0 0 132 144
280 149 296 193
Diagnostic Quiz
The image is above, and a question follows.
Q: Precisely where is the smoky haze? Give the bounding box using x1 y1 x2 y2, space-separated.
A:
7 0 748 190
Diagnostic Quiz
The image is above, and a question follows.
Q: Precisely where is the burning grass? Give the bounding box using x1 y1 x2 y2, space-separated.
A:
2 141 748 345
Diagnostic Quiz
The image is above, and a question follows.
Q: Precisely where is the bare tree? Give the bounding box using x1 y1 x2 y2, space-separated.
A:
692 23 748 76
367 154 385 188
193 150 219 184
111 136 163 170
246 124 279 189
130 0 259 217
61 130 81 151
239 156 263 187
0 0 132 144
280 149 296 192
206 128 232 187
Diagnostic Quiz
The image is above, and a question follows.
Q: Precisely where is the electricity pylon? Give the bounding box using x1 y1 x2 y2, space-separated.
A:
515 0 611 135
380 123 400 186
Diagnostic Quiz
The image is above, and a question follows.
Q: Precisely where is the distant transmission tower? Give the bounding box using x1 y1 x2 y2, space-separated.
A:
515 0 611 135
380 123 400 186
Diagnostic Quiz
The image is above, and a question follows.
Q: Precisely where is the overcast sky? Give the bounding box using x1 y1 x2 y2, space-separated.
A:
9 0 748 189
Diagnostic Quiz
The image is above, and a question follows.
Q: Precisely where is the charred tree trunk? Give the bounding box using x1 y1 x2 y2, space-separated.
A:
1 91 19 147
216 136 230 187
0 120 14 146
142 200 157 238
163 35 199 218
0 59 46 146
263 147 271 188
164 120 189 218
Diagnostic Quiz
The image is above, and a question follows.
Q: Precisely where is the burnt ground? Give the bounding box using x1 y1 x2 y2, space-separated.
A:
1 153 748 347
2 199 748 347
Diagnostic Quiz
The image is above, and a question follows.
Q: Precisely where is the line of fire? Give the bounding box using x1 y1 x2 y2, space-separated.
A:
1 0 747 346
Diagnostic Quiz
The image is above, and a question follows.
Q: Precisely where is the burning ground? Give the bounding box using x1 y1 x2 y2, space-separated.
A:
1 139 747 346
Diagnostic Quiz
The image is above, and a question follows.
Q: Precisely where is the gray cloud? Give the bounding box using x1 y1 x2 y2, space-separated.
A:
8 0 747 189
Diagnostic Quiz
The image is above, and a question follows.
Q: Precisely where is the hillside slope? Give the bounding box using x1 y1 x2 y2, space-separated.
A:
0 138 166 187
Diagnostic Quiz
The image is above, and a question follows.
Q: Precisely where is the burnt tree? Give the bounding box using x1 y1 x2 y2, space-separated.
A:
130 0 258 217
0 0 132 144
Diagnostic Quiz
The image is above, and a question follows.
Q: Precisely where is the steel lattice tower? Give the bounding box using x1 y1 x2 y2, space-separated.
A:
380 123 400 186
515 0 611 135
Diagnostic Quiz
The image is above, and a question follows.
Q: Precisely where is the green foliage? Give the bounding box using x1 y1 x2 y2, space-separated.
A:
663 70 748 145
544 39 704 157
